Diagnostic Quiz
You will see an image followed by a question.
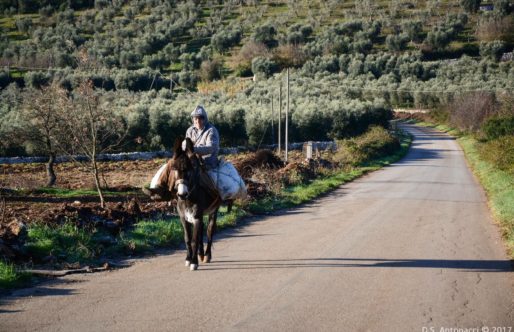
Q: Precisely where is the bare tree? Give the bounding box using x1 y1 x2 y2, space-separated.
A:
450 92 497 133
53 80 127 208
20 83 67 186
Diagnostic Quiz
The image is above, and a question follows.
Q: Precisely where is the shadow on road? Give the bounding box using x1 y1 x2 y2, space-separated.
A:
0 279 81 313
202 257 513 272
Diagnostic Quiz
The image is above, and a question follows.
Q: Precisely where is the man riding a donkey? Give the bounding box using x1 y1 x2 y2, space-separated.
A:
146 106 246 271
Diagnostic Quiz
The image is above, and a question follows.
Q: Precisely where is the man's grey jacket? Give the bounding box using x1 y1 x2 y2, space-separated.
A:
185 122 220 169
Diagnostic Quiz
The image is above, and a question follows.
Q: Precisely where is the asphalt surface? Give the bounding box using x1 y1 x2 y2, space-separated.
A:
1 124 513 332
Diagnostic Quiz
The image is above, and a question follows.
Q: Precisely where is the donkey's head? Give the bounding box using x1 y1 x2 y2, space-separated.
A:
145 137 195 201
172 137 199 200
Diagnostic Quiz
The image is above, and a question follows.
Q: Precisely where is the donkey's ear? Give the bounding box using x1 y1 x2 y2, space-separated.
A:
173 137 183 155
185 137 194 154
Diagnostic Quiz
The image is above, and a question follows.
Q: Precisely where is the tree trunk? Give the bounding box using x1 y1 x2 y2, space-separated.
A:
92 158 105 208
46 153 57 187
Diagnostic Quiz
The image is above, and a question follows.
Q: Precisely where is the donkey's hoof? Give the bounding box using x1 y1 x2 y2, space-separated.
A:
203 256 211 263
190 264 198 271
185 260 191 267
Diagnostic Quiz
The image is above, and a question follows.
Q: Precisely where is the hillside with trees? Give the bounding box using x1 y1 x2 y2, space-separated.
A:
0 0 513 156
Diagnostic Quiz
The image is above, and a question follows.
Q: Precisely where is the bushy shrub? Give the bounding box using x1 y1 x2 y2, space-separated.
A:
424 14 467 51
251 23 278 48
251 57 278 78
329 100 393 139
15 17 33 34
402 20 423 43
114 68 162 91
285 23 313 44
24 71 52 88
479 40 506 61
493 0 511 16
482 116 514 140
209 107 248 146
229 41 269 76
460 0 480 13
211 27 242 53
0 71 10 89
124 104 150 151
479 135 514 174
199 59 223 82
334 126 400 166
424 29 453 51
144 53 170 69
386 33 410 52
178 70 198 90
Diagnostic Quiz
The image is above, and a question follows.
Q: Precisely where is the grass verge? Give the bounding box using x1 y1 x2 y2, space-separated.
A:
458 137 514 256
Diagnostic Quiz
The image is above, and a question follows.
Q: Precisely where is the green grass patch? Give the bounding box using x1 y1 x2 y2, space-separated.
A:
116 219 183 255
24 223 97 264
115 204 247 255
32 187 132 197
0 260 32 289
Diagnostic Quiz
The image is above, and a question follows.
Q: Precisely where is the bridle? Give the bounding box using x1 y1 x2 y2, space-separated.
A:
174 158 200 200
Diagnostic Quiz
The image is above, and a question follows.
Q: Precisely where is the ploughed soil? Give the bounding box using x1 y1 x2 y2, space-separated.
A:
0 149 336 260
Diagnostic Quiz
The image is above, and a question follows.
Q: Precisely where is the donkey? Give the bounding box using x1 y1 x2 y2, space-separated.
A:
147 137 222 271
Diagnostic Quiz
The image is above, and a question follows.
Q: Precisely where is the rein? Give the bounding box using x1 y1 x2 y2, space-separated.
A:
174 156 221 212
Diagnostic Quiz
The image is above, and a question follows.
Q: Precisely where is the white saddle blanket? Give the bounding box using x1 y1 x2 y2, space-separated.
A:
207 160 247 201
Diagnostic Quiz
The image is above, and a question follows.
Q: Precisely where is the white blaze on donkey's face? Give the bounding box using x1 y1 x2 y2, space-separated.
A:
175 171 189 197
177 182 188 196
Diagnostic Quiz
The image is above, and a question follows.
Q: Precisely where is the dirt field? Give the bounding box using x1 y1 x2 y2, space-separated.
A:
0 150 320 228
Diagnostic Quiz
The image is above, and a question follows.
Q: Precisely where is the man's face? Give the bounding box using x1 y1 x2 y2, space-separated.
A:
193 116 205 130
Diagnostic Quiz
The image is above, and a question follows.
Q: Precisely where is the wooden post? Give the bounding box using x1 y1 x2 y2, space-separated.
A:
285 68 289 163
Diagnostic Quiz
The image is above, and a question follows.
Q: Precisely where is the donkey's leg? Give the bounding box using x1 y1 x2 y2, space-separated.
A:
190 218 203 271
204 210 218 263
198 217 205 263
226 200 233 213
181 218 193 267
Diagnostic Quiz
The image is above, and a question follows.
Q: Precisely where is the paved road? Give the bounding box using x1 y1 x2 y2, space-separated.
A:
1 124 513 332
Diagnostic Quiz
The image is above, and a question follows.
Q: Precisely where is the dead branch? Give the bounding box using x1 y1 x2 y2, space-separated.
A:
21 261 130 277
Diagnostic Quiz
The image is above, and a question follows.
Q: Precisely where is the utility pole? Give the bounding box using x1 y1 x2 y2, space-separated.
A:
278 82 282 156
271 95 275 146
285 68 289 163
